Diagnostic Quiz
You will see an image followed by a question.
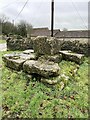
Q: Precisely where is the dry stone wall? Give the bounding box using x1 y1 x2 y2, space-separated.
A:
58 38 89 56
7 36 33 51
6 36 89 56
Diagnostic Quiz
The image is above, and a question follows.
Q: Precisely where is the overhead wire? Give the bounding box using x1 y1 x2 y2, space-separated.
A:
71 0 88 29
69 2 84 30
14 0 29 21
26 1 46 27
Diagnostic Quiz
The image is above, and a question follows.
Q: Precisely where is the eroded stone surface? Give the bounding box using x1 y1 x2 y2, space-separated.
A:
40 74 69 85
23 60 60 78
23 49 34 54
7 37 33 51
38 54 62 63
59 50 84 64
19 53 36 60
33 36 61 55
40 76 61 85
2 52 36 70
2 54 25 71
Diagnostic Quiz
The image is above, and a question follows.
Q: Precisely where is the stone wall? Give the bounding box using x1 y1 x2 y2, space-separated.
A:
7 37 34 51
7 36 89 56
58 38 89 56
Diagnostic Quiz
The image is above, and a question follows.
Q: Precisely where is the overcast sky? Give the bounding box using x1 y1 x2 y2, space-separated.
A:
0 0 89 30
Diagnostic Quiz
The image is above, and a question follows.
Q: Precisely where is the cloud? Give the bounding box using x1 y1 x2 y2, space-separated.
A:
0 0 88 30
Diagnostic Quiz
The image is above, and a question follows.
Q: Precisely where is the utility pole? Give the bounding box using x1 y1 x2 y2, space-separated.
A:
51 0 54 37
12 20 14 25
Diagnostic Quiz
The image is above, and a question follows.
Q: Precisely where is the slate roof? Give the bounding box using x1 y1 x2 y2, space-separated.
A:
31 27 50 37
31 28 61 37
55 30 88 38
31 28 88 38
49 29 60 36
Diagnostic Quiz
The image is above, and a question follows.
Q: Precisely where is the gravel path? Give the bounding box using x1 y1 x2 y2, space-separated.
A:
0 43 7 51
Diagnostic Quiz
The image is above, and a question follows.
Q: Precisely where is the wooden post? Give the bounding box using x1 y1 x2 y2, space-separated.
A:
51 0 54 37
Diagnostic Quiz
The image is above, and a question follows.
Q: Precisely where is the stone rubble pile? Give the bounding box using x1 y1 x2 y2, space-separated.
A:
2 36 85 85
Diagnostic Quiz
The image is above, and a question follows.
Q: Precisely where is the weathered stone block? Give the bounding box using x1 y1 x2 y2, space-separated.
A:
41 74 69 86
2 53 36 71
23 60 60 78
38 54 62 63
2 54 25 71
40 76 61 85
33 36 61 55
59 50 84 64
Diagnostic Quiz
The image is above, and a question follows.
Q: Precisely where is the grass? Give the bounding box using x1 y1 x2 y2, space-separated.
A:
0 51 89 119
0 40 6 44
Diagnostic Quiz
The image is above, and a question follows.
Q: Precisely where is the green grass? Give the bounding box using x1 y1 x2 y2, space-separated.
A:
0 40 6 44
0 51 89 119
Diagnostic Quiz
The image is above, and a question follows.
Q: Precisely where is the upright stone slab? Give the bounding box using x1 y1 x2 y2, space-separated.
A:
33 36 61 55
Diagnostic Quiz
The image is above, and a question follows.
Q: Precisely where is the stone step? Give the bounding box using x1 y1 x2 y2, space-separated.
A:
59 50 84 64
23 60 60 78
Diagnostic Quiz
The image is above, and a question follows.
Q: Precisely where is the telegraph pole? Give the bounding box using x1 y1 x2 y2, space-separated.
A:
12 20 14 26
51 0 54 37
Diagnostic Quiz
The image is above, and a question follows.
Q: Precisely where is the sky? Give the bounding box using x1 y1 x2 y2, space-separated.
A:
0 0 89 30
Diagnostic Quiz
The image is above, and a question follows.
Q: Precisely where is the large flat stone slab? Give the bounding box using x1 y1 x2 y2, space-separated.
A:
2 52 36 71
33 36 61 55
2 53 25 71
23 60 60 78
59 50 84 64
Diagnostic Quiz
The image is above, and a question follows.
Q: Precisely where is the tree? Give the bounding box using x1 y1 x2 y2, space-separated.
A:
0 14 17 35
26 23 33 38
0 14 9 24
17 20 33 37
0 14 33 37
0 14 9 35
2 21 17 35
17 20 27 37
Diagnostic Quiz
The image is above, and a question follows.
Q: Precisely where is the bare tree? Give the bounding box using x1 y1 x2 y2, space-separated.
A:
0 14 9 23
